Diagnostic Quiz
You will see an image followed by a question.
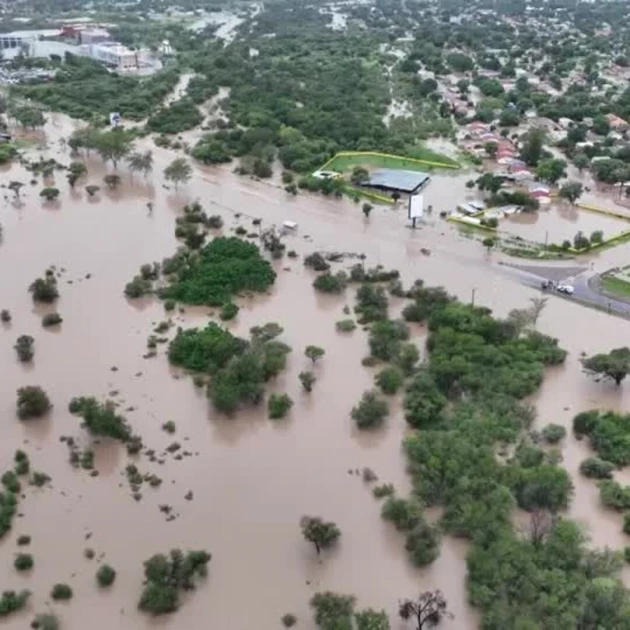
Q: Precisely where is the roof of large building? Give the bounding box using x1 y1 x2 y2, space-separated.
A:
365 168 430 193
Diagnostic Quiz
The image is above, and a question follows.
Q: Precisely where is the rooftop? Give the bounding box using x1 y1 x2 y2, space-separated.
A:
364 169 430 194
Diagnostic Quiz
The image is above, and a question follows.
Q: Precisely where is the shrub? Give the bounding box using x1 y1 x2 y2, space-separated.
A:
160 237 276 306
17 535 31 546
372 483 394 498
41 313 62 327
17 386 51 419
336 319 356 332
281 613 297 627
0 590 30 616
14 553 33 571
207 215 223 229
268 393 293 419
0 310 11 322
313 271 348 294
138 549 210 615
355 284 388 323
50 584 72 600
68 396 131 442
125 276 152 298
381 496 422 531
579 457 615 479
162 421 176 434
305 345 325 363
541 423 567 444
29 277 58 303
14 335 34 362
405 520 440 567
219 302 239 321
96 564 116 587
32 613 59 630
299 371 316 392
164 299 176 312
368 319 409 362
375 367 404 395
352 391 389 429
304 252 330 272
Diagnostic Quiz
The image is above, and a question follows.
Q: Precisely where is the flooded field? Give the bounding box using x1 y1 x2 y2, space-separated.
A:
503 202 630 245
1 115 630 629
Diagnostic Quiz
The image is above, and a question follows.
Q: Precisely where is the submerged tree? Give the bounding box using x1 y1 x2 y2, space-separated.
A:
94 129 134 168
16 386 51 419
399 591 453 630
14 335 34 362
8 181 24 199
85 185 100 197
305 345 325 363
103 174 122 189
164 158 192 190
300 516 341 554
39 187 60 202
128 150 154 180
582 347 630 386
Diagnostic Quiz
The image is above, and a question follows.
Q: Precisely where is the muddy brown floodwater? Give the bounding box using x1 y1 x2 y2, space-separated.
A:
1 114 630 629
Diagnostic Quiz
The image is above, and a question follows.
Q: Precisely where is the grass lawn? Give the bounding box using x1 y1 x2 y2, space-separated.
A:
324 149 459 174
601 274 630 298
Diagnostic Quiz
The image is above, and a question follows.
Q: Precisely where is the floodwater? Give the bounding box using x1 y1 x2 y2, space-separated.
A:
504 201 630 245
2 114 630 629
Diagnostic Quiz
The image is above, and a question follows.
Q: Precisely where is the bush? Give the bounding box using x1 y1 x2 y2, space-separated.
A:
160 237 275 306
268 393 293 419
138 549 210 615
96 564 116 587
373 483 394 498
0 590 30 617
579 457 615 479
299 371 316 392
336 319 356 332
219 302 239 321
14 335 34 362
1 310 11 323
29 277 58 303
41 313 62 327
17 535 31 546
207 215 223 229
147 99 202 134
32 613 59 630
304 252 330 272
405 520 440 567
368 319 409 362
14 553 33 571
541 423 567 444
313 271 347 293
125 276 152 298
355 284 388 323
50 584 72 600
375 367 404 395
68 396 131 442
352 391 389 429
381 496 422 531
281 613 297 627
17 386 51 419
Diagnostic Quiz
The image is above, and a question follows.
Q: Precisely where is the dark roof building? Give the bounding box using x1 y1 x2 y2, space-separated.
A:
363 168 430 194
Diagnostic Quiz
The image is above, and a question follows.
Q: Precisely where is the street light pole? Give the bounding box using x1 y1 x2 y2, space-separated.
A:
471 287 477 307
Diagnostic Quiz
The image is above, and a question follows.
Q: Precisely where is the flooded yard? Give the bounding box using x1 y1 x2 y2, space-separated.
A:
1 114 630 629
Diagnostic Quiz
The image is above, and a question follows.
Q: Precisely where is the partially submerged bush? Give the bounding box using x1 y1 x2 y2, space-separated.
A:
219 302 239 321
50 584 72 600
17 386 51 419
14 335 35 362
541 423 567 444
14 553 33 571
96 564 116 587
268 393 293 419
313 271 347 294
579 457 615 479
0 590 30 617
375 367 404 395
41 313 62 328
352 391 389 429
335 319 356 332
29 276 58 303
69 396 132 442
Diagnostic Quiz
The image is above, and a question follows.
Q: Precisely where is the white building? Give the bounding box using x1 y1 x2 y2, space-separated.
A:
87 43 138 70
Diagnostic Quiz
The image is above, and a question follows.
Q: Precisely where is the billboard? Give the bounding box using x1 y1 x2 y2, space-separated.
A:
109 112 121 128
408 194 424 220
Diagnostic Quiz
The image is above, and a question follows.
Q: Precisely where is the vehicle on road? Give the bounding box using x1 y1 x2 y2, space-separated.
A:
557 284 575 295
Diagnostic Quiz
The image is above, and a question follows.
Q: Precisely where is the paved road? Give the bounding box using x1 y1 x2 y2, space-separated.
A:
507 264 630 319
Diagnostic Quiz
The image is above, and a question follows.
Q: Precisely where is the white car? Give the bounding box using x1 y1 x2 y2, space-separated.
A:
557 284 575 295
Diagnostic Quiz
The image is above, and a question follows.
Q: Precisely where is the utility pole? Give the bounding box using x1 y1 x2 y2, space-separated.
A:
471 287 477 307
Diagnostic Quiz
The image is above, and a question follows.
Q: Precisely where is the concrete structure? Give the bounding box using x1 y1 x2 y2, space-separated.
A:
79 29 110 45
87 43 138 70
363 169 430 195
0 29 60 51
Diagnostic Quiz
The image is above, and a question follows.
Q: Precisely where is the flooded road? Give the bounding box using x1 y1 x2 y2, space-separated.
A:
1 114 630 628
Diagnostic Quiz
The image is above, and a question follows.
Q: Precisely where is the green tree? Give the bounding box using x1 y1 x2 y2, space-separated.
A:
536 158 567 185
39 187 60 202
350 166 369 185
482 237 496 252
375 367 404 395
573 153 590 172
299 371 316 392
268 393 293 419
8 181 24 199
484 142 498 158
520 127 545 166
310 592 355 629
103 174 121 189
68 396 132 441
300 516 341 554
66 162 87 188
96 564 116 587
582 347 630 386
305 345 325 363
558 181 583 204
362 202 373 218
9 104 44 128
352 390 389 429
127 150 153 180
164 158 192 190
94 129 134 168
85 185 100 197
399 591 452 630
14 336 34 362
355 609 390 630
